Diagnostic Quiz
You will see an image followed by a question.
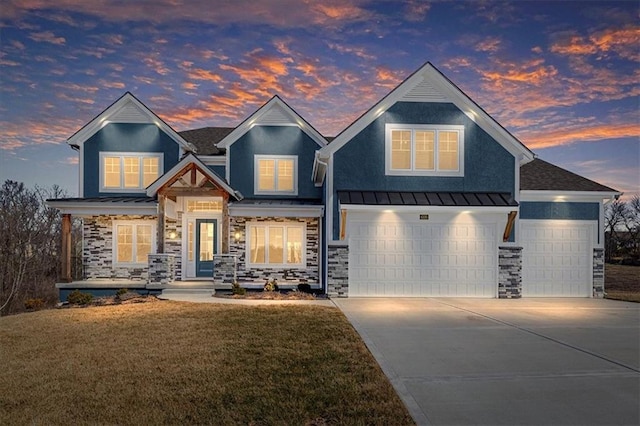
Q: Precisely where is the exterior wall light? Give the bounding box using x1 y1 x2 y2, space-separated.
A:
234 231 241 242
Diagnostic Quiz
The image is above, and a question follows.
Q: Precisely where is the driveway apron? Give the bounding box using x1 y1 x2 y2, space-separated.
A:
334 298 640 426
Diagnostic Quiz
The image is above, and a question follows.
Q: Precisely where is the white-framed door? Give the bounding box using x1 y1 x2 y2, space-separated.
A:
180 197 223 280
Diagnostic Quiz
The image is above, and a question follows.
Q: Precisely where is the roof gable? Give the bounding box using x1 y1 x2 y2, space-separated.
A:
217 96 327 149
319 62 534 162
67 92 195 152
146 153 240 199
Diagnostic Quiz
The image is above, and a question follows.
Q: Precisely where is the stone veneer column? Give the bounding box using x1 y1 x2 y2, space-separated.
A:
147 254 177 287
327 244 349 298
593 248 604 298
213 254 237 285
498 246 522 299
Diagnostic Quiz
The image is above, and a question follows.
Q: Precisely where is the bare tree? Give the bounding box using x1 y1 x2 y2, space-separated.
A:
0 181 64 315
625 195 640 259
604 199 628 261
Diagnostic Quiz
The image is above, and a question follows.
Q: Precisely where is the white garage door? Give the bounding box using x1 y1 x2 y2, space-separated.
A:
521 220 594 297
348 212 498 297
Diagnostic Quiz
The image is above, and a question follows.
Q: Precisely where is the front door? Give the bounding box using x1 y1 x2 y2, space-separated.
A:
195 219 217 277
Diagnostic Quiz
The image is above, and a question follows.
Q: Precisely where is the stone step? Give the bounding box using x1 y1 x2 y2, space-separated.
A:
160 288 215 296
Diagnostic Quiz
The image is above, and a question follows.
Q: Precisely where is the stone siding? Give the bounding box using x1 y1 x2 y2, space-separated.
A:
213 254 237 284
164 216 183 279
83 215 156 281
327 244 349 298
148 254 178 287
498 246 522 299
593 248 604 298
229 216 319 284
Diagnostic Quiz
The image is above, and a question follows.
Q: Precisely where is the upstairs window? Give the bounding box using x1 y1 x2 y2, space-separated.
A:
254 155 297 195
100 152 163 192
386 124 464 176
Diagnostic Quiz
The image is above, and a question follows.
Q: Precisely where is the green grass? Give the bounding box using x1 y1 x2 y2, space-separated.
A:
0 301 414 425
605 263 640 303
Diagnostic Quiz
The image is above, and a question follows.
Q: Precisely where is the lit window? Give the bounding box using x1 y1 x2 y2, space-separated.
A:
113 221 155 264
186 199 222 212
255 156 297 194
246 222 305 267
386 125 463 176
100 153 163 192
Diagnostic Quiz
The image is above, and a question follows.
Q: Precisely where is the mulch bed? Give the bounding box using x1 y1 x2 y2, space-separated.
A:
215 290 324 300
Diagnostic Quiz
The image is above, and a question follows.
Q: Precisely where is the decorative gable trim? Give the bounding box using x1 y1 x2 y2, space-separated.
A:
146 153 240 199
318 62 534 163
67 92 196 153
216 95 327 150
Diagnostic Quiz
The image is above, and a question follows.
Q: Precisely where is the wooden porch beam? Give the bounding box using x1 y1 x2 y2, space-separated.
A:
503 210 518 242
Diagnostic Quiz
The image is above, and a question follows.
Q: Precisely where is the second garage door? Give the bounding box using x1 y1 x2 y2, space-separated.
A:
348 212 498 297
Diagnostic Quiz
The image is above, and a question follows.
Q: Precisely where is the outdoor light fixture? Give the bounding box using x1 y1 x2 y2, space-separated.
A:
168 231 177 239
234 231 241 241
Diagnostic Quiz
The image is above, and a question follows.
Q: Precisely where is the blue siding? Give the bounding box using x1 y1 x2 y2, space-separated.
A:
520 202 599 220
83 123 180 197
209 165 226 178
228 126 322 199
331 102 515 239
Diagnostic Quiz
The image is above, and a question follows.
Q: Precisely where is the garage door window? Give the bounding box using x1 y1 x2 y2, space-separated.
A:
386 124 464 176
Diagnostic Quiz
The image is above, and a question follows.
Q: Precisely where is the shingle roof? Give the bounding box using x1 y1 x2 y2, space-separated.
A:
178 127 234 155
337 191 517 207
520 159 617 192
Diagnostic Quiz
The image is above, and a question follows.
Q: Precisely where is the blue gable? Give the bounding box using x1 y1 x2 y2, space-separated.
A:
83 123 180 197
228 126 322 199
331 102 515 239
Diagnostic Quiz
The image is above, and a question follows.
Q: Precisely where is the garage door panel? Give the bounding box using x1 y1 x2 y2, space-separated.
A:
348 213 497 297
522 220 593 297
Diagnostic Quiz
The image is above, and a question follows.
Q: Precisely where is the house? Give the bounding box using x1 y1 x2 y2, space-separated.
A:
48 62 619 300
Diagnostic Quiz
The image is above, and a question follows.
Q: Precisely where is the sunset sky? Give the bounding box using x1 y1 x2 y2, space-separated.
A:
1 0 638 199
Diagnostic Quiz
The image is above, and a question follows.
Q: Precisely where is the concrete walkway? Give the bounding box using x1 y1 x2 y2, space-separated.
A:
334 298 640 426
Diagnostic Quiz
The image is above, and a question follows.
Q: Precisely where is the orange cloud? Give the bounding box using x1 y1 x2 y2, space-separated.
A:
520 123 640 149
29 31 66 45
550 27 640 60
475 37 502 53
187 68 222 82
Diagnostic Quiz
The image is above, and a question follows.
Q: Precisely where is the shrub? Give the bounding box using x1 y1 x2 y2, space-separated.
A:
232 281 246 296
67 290 93 305
263 278 279 292
297 283 312 293
24 298 45 310
116 288 128 296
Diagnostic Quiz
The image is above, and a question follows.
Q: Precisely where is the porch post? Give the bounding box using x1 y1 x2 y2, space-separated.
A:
61 213 72 283
222 192 229 253
157 194 165 254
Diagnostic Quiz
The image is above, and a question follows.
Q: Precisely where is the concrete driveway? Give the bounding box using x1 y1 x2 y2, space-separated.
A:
334 298 640 425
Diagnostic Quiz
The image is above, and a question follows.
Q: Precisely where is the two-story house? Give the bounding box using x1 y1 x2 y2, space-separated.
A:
49 62 619 300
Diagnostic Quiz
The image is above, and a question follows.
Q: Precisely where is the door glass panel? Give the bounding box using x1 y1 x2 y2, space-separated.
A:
269 226 284 264
187 222 194 261
199 223 214 261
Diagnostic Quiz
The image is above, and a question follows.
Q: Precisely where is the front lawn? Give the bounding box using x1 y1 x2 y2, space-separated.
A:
0 302 413 425
605 263 640 302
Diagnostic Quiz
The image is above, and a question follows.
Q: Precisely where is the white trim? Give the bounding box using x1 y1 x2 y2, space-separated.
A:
245 221 307 269
67 92 195 153
317 63 534 162
46 200 157 216
99 152 164 193
520 190 620 202
146 153 237 198
385 124 464 176
229 204 323 218
217 96 327 149
254 155 298 196
200 155 226 166
181 208 223 280
79 148 85 197
111 219 157 266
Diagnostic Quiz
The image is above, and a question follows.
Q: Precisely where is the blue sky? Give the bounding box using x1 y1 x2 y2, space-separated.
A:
1 0 638 199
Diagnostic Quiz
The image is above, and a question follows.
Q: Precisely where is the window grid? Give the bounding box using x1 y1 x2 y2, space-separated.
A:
255 156 297 195
247 223 305 267
114 222 155 265
387 125 462 175
100 153 163 192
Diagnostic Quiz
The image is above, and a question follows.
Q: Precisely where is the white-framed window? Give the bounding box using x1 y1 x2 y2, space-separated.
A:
100 152 164 192
385 124 464 176
246 222 305 268
112 220 156 265
254 155 298 195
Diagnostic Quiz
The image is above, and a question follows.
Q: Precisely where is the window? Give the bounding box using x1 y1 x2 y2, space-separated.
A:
100 153 163 192
186 199 222 212
386 124 464 176
246 222 305 267
113 221 156 265
254 155 298 195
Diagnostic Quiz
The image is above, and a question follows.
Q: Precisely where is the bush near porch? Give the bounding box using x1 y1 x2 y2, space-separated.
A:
0 302 414 425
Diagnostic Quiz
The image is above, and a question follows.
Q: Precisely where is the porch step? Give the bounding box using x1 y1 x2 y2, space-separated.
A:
159 288 215 299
